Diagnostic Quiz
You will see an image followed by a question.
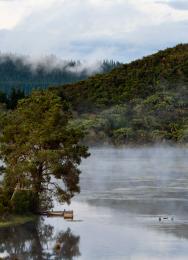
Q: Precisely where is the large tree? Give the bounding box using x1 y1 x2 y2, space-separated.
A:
0 90 89 212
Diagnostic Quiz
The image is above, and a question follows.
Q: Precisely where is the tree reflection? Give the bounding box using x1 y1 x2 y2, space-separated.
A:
0 218 81 260
54 228 81 260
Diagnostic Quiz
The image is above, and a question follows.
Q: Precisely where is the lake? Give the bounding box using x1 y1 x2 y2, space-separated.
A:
1 146 188 260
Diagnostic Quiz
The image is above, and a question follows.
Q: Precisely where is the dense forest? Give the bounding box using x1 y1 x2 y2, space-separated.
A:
55 44 188 145
0 55 120 94
0 44 187 145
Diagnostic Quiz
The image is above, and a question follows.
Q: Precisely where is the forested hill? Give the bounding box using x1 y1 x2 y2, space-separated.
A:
57 44 188 144
58 44 188 112
0 55 120 94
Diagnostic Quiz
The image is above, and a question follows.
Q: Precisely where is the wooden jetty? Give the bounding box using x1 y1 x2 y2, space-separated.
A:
39 210 74 220
64 210 74 220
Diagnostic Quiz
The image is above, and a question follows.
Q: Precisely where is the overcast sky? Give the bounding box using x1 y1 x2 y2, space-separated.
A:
0 0 188 62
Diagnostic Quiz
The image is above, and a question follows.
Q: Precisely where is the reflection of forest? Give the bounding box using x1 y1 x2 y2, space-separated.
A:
0 218 81 260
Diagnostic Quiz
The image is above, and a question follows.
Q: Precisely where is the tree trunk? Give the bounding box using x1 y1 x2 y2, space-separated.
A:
33 163 43 212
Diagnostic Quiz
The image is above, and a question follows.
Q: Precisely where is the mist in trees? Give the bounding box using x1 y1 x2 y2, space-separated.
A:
0 54 120 94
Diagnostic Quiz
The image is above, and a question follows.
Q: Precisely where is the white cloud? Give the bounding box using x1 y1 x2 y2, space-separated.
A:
0 0 55 29
0 0 187 61
158 0 188 10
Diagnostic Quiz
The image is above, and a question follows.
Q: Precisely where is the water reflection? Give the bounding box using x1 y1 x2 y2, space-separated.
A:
0 219 80 260
1 147 188 259
55 228 80 260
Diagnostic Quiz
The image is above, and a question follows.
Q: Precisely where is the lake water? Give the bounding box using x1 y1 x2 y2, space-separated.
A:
1 147 188 260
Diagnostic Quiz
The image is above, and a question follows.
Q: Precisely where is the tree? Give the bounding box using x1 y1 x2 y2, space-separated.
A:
0 90 89 212
7 87 25 109
0 90 8 105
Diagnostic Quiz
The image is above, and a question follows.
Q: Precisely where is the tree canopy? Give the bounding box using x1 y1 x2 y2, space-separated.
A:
57 44 188 112
55 44 188 144
0 90 89 213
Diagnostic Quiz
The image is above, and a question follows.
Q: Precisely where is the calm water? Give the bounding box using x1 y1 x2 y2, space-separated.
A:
1 147 188 260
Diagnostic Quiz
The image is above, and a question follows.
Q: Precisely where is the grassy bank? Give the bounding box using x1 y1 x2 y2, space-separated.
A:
0 215 36 228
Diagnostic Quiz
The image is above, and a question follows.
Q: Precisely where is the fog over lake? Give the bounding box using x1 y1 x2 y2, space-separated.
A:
1 146 188 260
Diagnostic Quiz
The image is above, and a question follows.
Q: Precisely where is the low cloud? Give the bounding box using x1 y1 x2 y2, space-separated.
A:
0 0 187 62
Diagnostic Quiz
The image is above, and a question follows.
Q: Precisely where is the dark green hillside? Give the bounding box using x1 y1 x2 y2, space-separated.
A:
59 44 188 113
0 56 120 94
0 44 187 144
57 44 188 144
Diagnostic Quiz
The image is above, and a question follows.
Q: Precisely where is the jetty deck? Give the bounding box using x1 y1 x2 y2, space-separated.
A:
39 210 74 219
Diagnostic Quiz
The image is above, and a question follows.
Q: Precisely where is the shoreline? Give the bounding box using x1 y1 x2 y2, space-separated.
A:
0 215 37 228
87 143 188 149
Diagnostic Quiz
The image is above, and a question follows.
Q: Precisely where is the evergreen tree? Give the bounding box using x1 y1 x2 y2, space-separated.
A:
0 91 8 105
7 88 25 109
0 90 89 212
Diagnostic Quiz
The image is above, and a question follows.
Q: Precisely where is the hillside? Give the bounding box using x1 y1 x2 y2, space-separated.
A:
0 56 120 94
56 44 188 144
58 44 188 112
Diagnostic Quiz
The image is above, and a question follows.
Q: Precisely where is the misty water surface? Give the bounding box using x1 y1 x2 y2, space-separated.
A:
1 146 188 260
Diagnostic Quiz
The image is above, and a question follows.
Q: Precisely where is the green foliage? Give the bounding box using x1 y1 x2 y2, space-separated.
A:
58 44 188 144
113 128 134 144
11 190 36 214
7 88 25 109
0 88 26 110
0 91 8 104
0 56 120 94
70 89 188 144
0 188 11 218
57 44 188 112
0 90 89 213
0 44 187 147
